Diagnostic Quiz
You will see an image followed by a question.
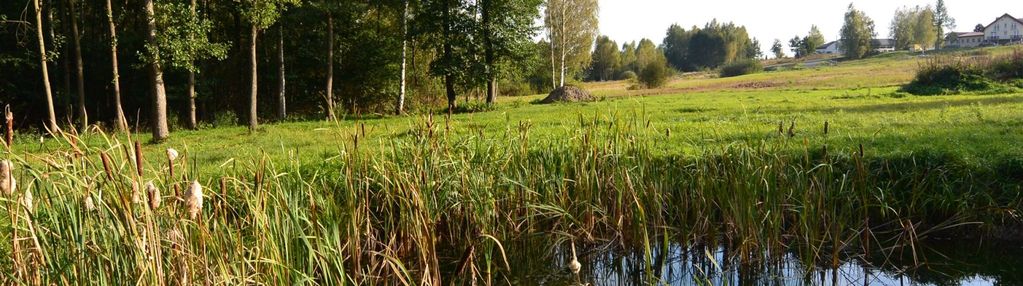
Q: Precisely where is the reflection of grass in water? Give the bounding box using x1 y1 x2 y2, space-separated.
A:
2 111 1020 285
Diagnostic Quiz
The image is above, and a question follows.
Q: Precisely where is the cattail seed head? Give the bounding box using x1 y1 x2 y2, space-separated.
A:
84 194 96 212
0 160 12 195
21 187 32 211
186 180 203 220
146 181 161 210
131 181 143 204
167 148 179 162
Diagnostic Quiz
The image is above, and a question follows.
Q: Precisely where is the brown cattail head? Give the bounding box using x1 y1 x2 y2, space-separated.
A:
100 152 114 180
823 121 830 136
0 160 12 195
185 180 203 220
134 141 144 177
146 181 161 210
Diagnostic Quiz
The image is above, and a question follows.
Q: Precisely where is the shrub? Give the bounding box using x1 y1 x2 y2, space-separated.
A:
902 51 1023 95
618 70 637 81
987 50 1023 81
719 59 763 78
638 62 669 88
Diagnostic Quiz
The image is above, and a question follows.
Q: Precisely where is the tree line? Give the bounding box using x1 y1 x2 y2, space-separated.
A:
1 0 605 141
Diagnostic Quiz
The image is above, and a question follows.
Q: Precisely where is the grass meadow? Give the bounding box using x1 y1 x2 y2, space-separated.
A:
2 46 1022 285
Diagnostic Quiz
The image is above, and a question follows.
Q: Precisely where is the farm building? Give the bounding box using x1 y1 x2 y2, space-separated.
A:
945 32 985 48
815 39 895 56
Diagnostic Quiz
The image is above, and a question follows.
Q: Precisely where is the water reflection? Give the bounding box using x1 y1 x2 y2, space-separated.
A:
502 239 1022 285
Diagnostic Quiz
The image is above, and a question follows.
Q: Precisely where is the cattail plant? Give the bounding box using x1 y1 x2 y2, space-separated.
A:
146 181 161 209
186 180 203 220
1 160 13 195
131 181 143 204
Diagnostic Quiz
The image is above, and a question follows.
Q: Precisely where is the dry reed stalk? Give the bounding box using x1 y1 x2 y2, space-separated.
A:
5 105 12 148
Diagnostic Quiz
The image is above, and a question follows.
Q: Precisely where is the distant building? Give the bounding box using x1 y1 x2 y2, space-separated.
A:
815 39 895 56
944 13 1023 48
945 32 985 48
984 13 1023 44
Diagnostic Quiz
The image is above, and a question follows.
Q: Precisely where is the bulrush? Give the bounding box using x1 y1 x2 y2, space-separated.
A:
185 180 203 220
146 181 161 209
1 160 13 195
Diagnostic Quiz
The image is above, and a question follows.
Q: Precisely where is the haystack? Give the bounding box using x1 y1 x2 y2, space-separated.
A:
539 86 593 104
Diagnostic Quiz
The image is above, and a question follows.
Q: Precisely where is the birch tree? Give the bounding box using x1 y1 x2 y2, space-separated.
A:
143 0 169 141
105 0 127 132
33 0 59 134
543 0 597 88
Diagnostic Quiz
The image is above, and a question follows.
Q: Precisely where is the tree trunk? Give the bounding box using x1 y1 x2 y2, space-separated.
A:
325 13 335 120
105 0 126 132
558 1 566 88
186 0 198 130
277 23 286 120
187 72 197 129
144 0 169 141
443 0 455 112
396 0 407 115
34 0 59 134
482 0 496 105
69 0 87 131
248 24 259 131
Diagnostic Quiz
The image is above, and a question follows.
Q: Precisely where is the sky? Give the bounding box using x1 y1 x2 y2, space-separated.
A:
597 0 1018 57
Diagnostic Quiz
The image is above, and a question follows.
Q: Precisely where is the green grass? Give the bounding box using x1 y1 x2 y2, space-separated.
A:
2 46 1022 285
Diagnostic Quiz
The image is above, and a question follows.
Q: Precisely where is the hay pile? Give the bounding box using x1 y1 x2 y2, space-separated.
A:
539 86 594 104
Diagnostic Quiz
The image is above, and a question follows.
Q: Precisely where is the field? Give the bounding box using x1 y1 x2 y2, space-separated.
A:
3 47 1023 285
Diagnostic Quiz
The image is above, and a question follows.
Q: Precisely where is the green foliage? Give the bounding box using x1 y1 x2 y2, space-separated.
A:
840 4 876 59
662 24 692 70
719 59 763 77
771 39 786 59
790 26 826 58
638 59 669 88
242 0 300 29
903 52 1023 95
589 35 620 81
153 2 228 72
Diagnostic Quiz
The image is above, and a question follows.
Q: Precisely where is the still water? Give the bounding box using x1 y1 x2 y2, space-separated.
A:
502 239 1022 285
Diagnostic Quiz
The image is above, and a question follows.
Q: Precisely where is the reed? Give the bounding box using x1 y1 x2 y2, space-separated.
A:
0 112 1018 285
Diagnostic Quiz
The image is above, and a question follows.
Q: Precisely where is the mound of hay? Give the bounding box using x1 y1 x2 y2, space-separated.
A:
539 86 594 104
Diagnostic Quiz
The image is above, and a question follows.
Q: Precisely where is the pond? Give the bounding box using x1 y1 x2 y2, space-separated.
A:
500 239 1022 285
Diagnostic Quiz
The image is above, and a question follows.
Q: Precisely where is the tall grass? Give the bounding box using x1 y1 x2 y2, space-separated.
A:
1 112 1019 285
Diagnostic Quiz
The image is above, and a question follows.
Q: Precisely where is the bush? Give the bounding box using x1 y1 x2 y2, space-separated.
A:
902 51 1023 95
988 50 1023 81
719 59 763 78
618 70 637 81
638 62 669 88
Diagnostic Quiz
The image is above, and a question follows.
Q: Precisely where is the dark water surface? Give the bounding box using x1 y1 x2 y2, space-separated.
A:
500 239 1023 285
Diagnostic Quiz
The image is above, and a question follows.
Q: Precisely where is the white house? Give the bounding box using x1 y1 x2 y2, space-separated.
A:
945 32 985 48
816 41 842 54
983 13 1023 43
815 39 895 55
